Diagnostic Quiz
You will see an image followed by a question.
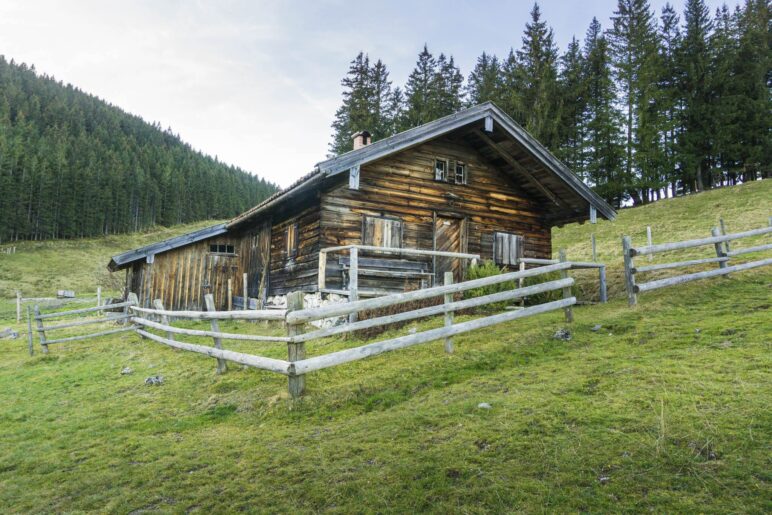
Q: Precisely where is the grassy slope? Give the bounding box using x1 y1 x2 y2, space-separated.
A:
0 220 223 299
1 181 770 513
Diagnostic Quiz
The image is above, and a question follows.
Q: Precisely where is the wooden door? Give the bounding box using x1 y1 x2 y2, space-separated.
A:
434 216 467 283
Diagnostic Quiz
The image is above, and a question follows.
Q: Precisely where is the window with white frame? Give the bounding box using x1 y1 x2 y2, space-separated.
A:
434 158 448 182
454 162 467 184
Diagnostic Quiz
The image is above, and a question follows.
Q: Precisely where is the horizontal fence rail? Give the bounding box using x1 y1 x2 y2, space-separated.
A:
130 306 286 321
126 264 577 398
623 218 772 305
30 295 138 355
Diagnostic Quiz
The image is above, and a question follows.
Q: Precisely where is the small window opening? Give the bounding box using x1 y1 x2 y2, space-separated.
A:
455 162 467 184
286 224 299 259
209 243 236 255
434 159 447 181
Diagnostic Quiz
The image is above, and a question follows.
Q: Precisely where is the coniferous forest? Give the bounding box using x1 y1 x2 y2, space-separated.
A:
0 56 277 243
330 0 770 208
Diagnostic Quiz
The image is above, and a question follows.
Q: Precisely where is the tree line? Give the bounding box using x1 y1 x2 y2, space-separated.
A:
330 0 770 208
0 56 277 242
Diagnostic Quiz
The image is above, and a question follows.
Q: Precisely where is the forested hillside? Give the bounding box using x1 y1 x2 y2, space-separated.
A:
0 56 277 242
331 0 771 208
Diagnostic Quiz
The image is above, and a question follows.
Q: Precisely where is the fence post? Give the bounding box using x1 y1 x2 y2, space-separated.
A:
318 251 327 291
558 249 573 323
719 218 730 253
27 305 34 356
591 234 597 262
33 305 48 354
348 247 359 324
518 260 526 307
126 293 139 325
622 236 637 306
599 265 608 303
711 227 727 270
16 290 21 323
97 287 101 307
286 291 305 398
443 271 454 354
227 279 233 311
204 294 227 374
153 299 175 342
242 273 248 309
646 226 653 261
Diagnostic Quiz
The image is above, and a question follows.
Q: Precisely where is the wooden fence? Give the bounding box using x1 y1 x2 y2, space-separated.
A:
29 293 137 355
14 287 104 323
622 219 772 305
517 253 607 304
129 262 576 398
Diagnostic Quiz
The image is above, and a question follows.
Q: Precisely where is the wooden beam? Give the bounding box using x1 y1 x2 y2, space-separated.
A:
484 115 493 132
349 164 360 190
475 130 561 206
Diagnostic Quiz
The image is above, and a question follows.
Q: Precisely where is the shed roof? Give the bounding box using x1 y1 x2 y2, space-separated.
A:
108 223 227 271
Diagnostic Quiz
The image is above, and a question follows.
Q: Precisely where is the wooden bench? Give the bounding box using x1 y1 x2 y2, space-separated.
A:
339 256 433 290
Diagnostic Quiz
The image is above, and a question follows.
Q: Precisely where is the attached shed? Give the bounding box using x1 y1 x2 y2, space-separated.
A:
110 102 615 310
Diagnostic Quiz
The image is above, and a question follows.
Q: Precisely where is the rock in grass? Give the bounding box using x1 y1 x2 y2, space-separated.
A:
0 327 18 339
120 367 133 375
145 375 164 386
477 402 492 409
591 324 602 332
553 328 571 341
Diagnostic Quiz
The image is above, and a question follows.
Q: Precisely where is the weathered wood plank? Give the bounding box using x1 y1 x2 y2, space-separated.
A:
136 329 290 375
45 325 137 345
636 257 772 293
131 317 289 342
558 249 573 323
204 294 227 374
443 272 454 354
287 262 571 324
296 278 574 343
622 236 637 306
130 306 286 321
286 291 306 398
35 301 135 320
726 243 772 257
632 226 772 256
632 257 730 273
291 297 577 375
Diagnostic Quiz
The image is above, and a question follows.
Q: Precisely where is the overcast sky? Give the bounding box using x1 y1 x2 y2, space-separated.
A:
1 0 728 187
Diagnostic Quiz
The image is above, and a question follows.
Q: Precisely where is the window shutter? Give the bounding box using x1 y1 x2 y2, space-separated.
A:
364 216 402 248
493 232 523 265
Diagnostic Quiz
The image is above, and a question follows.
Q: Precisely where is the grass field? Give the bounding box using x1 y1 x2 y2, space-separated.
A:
1 181 770 513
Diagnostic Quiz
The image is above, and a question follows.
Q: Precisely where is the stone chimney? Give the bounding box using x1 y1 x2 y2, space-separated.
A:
352 130 372 150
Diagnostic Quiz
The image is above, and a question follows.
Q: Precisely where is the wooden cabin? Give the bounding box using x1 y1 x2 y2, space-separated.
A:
109 102 616 310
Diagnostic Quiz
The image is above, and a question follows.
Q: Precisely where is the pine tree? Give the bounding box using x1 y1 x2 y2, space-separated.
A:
608 0 659 203
431 54 464 117
583 17 626 206
557 37 587 177
678 0 714 192
330 52 374 154
402 45 438 129
499 50 523 123
732 0 771 180
658 3 682 195
516 3 561 148
465 52 502 106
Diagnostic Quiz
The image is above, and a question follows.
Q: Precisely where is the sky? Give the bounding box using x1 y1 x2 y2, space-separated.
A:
0 0 729 188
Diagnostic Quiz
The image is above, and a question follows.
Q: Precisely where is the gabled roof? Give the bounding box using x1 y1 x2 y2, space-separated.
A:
229 101 615 228
111 102 616 270
108 223 227 271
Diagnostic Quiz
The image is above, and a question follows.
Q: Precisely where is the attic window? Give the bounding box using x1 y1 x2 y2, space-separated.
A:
209 243 235 255
434 159 448 181
455 162 467 184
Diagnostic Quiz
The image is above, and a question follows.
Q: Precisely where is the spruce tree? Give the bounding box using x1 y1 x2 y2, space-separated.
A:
583 17 626 206
608 0 659 203
678 0 714 191
557 37 587 177
465 52 502 106
402 45 438 129
516 3 561 149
